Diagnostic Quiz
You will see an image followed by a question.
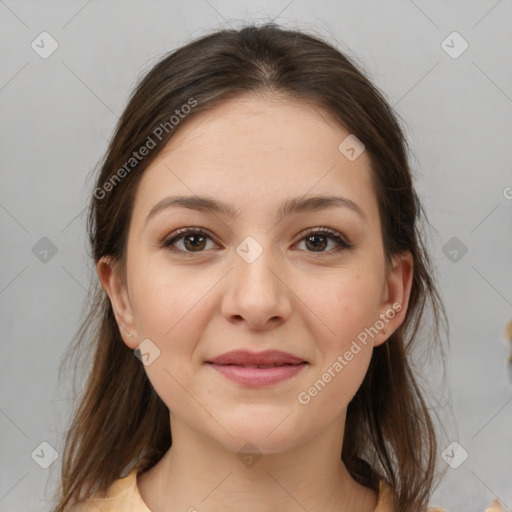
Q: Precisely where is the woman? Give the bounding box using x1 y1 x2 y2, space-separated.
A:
51 23 504 512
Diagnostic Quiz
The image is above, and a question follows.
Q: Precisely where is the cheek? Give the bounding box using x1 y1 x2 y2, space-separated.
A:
296 274 378 413
306 346 373 418
128 254 208 342
127 262 210 411
297 269 383 350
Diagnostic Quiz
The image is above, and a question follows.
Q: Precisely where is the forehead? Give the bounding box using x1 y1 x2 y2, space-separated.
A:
160 94 368 169
133 94 377 223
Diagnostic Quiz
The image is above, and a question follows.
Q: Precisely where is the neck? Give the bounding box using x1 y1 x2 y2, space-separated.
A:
137 414 378 512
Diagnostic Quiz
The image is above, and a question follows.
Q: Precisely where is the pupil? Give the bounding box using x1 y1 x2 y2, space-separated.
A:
306 235 327 251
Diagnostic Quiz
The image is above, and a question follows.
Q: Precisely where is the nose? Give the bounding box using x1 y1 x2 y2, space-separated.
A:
221 241 292 330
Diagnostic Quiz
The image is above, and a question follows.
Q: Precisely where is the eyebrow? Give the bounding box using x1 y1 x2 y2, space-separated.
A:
146 194 367 225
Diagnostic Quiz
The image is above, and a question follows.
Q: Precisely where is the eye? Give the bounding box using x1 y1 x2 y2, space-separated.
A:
161 226 354 256
294 227 354 253
161 228 218 255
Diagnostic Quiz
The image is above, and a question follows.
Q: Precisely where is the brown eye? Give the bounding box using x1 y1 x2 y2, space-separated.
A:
182 233 207 251
162 228 217 254
304 234 328 252
296 228 353 253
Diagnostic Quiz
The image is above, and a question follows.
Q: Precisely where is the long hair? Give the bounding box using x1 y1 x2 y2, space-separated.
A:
51 23 449 512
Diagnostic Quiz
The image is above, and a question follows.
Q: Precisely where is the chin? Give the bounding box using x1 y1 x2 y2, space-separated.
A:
210 411 305 456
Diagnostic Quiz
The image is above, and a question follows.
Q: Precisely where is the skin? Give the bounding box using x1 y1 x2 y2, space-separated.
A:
98 94 413 512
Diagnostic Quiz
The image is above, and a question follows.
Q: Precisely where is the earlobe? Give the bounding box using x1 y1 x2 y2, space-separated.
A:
96 256 138 349
374 251 414 347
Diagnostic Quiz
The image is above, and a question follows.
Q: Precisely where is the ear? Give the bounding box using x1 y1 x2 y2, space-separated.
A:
374 251 414 347
96 256 138 349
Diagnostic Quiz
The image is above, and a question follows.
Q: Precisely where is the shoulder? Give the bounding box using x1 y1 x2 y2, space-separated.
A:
68 469 151 512
376 479 505 512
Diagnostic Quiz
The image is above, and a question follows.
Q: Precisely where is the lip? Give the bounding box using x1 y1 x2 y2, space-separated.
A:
205 350 309 387
206 349 307 366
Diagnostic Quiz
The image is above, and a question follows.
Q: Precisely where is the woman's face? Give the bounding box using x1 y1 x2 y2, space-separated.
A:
99 95 412 454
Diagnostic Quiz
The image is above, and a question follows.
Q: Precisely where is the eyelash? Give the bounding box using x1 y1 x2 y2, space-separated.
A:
161 226 354 257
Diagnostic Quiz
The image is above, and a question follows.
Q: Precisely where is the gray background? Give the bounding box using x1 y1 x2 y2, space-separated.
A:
1 1 511 511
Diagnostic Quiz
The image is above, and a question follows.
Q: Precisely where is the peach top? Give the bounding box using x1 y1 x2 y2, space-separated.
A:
70 468 504 512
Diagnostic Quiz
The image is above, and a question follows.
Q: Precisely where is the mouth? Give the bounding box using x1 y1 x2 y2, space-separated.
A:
205 349 308 366
211 363 304 369
205 350 309 386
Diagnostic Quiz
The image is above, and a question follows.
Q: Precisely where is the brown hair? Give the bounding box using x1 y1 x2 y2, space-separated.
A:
52 23 449 512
